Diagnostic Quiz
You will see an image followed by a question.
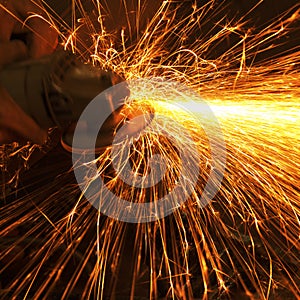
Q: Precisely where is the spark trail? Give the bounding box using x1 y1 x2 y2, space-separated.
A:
0 1 299 299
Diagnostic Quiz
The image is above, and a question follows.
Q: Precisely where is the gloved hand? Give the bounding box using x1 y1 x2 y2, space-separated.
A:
0 0 58 144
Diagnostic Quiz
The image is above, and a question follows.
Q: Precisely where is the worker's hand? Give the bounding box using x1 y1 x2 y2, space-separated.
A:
0 0 57 144
0 0 58 66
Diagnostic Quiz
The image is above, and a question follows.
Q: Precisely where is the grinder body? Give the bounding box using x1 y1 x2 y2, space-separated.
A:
0 51 128 150
0 51 124 129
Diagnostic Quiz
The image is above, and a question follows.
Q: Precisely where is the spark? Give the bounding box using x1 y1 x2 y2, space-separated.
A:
0 1 299 299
